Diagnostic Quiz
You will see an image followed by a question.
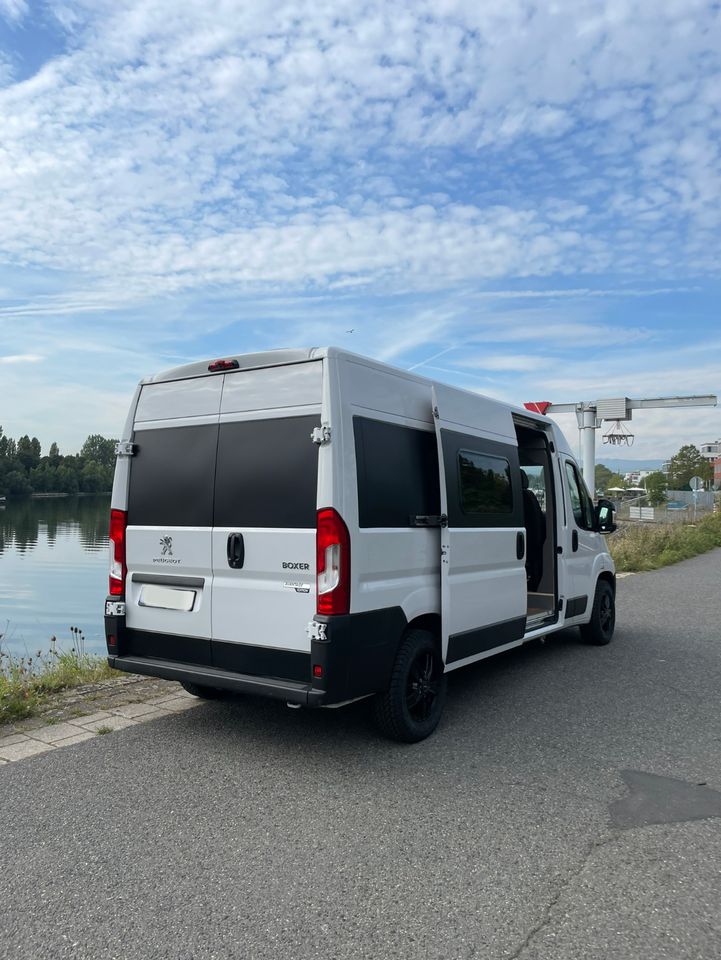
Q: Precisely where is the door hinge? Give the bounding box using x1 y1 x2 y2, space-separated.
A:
115 441 136 457
105 601 126 617
432 405 440 419
311 425 331 446
306 620 328 642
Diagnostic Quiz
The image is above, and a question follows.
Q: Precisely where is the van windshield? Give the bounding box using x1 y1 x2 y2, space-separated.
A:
127 415 319 529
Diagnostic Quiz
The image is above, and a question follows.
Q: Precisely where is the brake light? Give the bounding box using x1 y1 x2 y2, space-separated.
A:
208 358 239 372
108 509 127 596
316 508 350 615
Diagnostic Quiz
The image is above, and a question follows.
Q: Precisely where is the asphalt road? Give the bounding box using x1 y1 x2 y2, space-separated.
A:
2 550 721 960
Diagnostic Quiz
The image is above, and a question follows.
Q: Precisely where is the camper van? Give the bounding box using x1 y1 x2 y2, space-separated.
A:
104 347 617 742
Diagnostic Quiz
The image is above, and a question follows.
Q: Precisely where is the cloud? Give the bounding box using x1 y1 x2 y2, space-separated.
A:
0 1 720 302
0 0 27 24
0 1 719 456
456 354 551 372
0 353 43 363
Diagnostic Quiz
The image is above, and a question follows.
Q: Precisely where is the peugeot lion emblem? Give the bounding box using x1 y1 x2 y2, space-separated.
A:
159 536 173 556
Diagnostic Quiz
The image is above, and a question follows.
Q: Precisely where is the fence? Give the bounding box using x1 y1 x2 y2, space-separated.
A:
614 489 717 524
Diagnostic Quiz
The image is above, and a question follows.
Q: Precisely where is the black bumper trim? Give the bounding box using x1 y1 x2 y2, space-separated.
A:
108 654 324 706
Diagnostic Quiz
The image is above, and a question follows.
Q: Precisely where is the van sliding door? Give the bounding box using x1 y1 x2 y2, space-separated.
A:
432 386 527 668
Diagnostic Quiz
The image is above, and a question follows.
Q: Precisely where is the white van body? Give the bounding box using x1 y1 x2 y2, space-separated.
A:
105 347 616 740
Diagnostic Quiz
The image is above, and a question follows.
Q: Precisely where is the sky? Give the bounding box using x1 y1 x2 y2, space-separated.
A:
1 0 720 461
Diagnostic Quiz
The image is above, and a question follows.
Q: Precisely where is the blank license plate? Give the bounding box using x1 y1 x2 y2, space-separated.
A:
138 584 196 612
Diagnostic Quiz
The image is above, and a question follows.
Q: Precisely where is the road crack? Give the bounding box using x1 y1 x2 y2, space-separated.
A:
505 833 617 960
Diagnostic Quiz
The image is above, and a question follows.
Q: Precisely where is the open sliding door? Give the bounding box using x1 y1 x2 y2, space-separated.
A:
432 386 528 669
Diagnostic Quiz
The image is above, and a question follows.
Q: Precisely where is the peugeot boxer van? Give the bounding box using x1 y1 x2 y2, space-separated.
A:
104 347 617 742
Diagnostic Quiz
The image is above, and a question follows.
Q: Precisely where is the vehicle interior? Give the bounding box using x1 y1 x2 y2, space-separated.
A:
514 422 558 628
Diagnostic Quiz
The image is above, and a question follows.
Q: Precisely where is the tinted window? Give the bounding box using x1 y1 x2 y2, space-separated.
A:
354 417 440 527
565 461 594 530
459 451 513 514
128 424 217 527
214 416 319 528
441 429 522 528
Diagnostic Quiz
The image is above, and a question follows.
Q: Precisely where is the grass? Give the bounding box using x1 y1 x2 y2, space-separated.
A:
0 627 116 726
610 510 721 573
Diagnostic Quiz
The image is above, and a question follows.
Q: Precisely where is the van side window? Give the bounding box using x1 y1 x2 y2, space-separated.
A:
354 417 440 527
441 429 522 529
459 451 513 514
564 461 594 530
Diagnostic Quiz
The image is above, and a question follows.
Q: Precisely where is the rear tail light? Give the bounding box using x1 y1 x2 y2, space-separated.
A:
316 507 350 615
108 509 127 596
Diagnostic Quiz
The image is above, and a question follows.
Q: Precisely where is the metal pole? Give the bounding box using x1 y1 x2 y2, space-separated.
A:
581 408 596 488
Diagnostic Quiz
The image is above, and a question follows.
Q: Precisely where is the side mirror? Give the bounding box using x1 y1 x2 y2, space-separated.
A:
594 498 617 534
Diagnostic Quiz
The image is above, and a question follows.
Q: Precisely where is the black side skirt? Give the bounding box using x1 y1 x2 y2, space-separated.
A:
446 616 527 664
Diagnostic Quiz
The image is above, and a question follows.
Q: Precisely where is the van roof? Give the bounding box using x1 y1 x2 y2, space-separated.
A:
143 345 564 443
144 347 325 383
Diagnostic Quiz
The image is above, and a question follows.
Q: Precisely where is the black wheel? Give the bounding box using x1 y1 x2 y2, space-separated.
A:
373 629 447 743
179 680 225 699
579 580 615 645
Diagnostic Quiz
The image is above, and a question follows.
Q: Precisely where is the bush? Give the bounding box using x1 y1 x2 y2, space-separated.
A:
610 511 721 573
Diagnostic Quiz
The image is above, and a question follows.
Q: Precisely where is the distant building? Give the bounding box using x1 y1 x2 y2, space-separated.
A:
700 439 721 461
714 456 721 489
624 469 652 486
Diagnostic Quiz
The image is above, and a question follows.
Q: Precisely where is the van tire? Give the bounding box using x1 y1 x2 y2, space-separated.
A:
179 681 225 699
579 580 615 646
373 629 447 743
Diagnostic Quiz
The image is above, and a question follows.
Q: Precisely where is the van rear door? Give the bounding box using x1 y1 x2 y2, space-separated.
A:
432 386 528 667
124 377 222 665
210 362 322 680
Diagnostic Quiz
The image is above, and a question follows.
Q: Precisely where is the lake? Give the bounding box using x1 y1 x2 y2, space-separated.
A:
0 496 110 657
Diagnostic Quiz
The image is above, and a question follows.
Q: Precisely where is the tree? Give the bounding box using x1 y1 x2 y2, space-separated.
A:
595 463 614 492
48 442 60 462
4 469 32 496
643 471 668 506
667 444 713 490
80 435 117 469
16 435 41 472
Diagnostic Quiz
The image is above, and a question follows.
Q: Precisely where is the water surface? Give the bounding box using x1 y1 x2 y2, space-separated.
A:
0 496 110 657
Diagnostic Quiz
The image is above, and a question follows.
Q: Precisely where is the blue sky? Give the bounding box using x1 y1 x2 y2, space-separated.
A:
1 0 720 460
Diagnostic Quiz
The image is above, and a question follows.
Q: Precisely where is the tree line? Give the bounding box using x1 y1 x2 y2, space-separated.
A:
595 444 717 506
0 429 117 498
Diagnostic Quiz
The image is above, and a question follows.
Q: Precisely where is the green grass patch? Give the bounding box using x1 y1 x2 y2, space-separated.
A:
0 628 116 726
610 510 721 573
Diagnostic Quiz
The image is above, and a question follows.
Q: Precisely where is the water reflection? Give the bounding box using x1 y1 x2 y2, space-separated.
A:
0 496 109 556
0 495 110 655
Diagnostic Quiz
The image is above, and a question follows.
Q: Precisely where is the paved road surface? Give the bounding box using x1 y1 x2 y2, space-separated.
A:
2 550 721 960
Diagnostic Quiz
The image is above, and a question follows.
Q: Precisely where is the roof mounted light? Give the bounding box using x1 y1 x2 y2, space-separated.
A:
208 358 239 372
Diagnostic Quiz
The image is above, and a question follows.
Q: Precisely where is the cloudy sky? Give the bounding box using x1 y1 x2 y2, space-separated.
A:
1 0 720 459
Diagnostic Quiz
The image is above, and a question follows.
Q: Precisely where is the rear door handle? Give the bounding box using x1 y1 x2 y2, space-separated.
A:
516 531 525 560
572 530 579 552
227 532 245 569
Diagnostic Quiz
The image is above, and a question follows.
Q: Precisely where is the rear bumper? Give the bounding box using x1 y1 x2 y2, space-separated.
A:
105 601 408 707
108 653 324 705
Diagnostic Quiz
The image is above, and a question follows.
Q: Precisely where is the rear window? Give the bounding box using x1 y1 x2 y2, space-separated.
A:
214 416 319 528
354 417 440 527
128 425 217 527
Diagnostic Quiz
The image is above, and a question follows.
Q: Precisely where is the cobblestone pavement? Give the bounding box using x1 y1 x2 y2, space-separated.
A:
0 682 198 763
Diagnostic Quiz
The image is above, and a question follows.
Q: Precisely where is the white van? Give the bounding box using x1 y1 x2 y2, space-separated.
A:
105 347 617 742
